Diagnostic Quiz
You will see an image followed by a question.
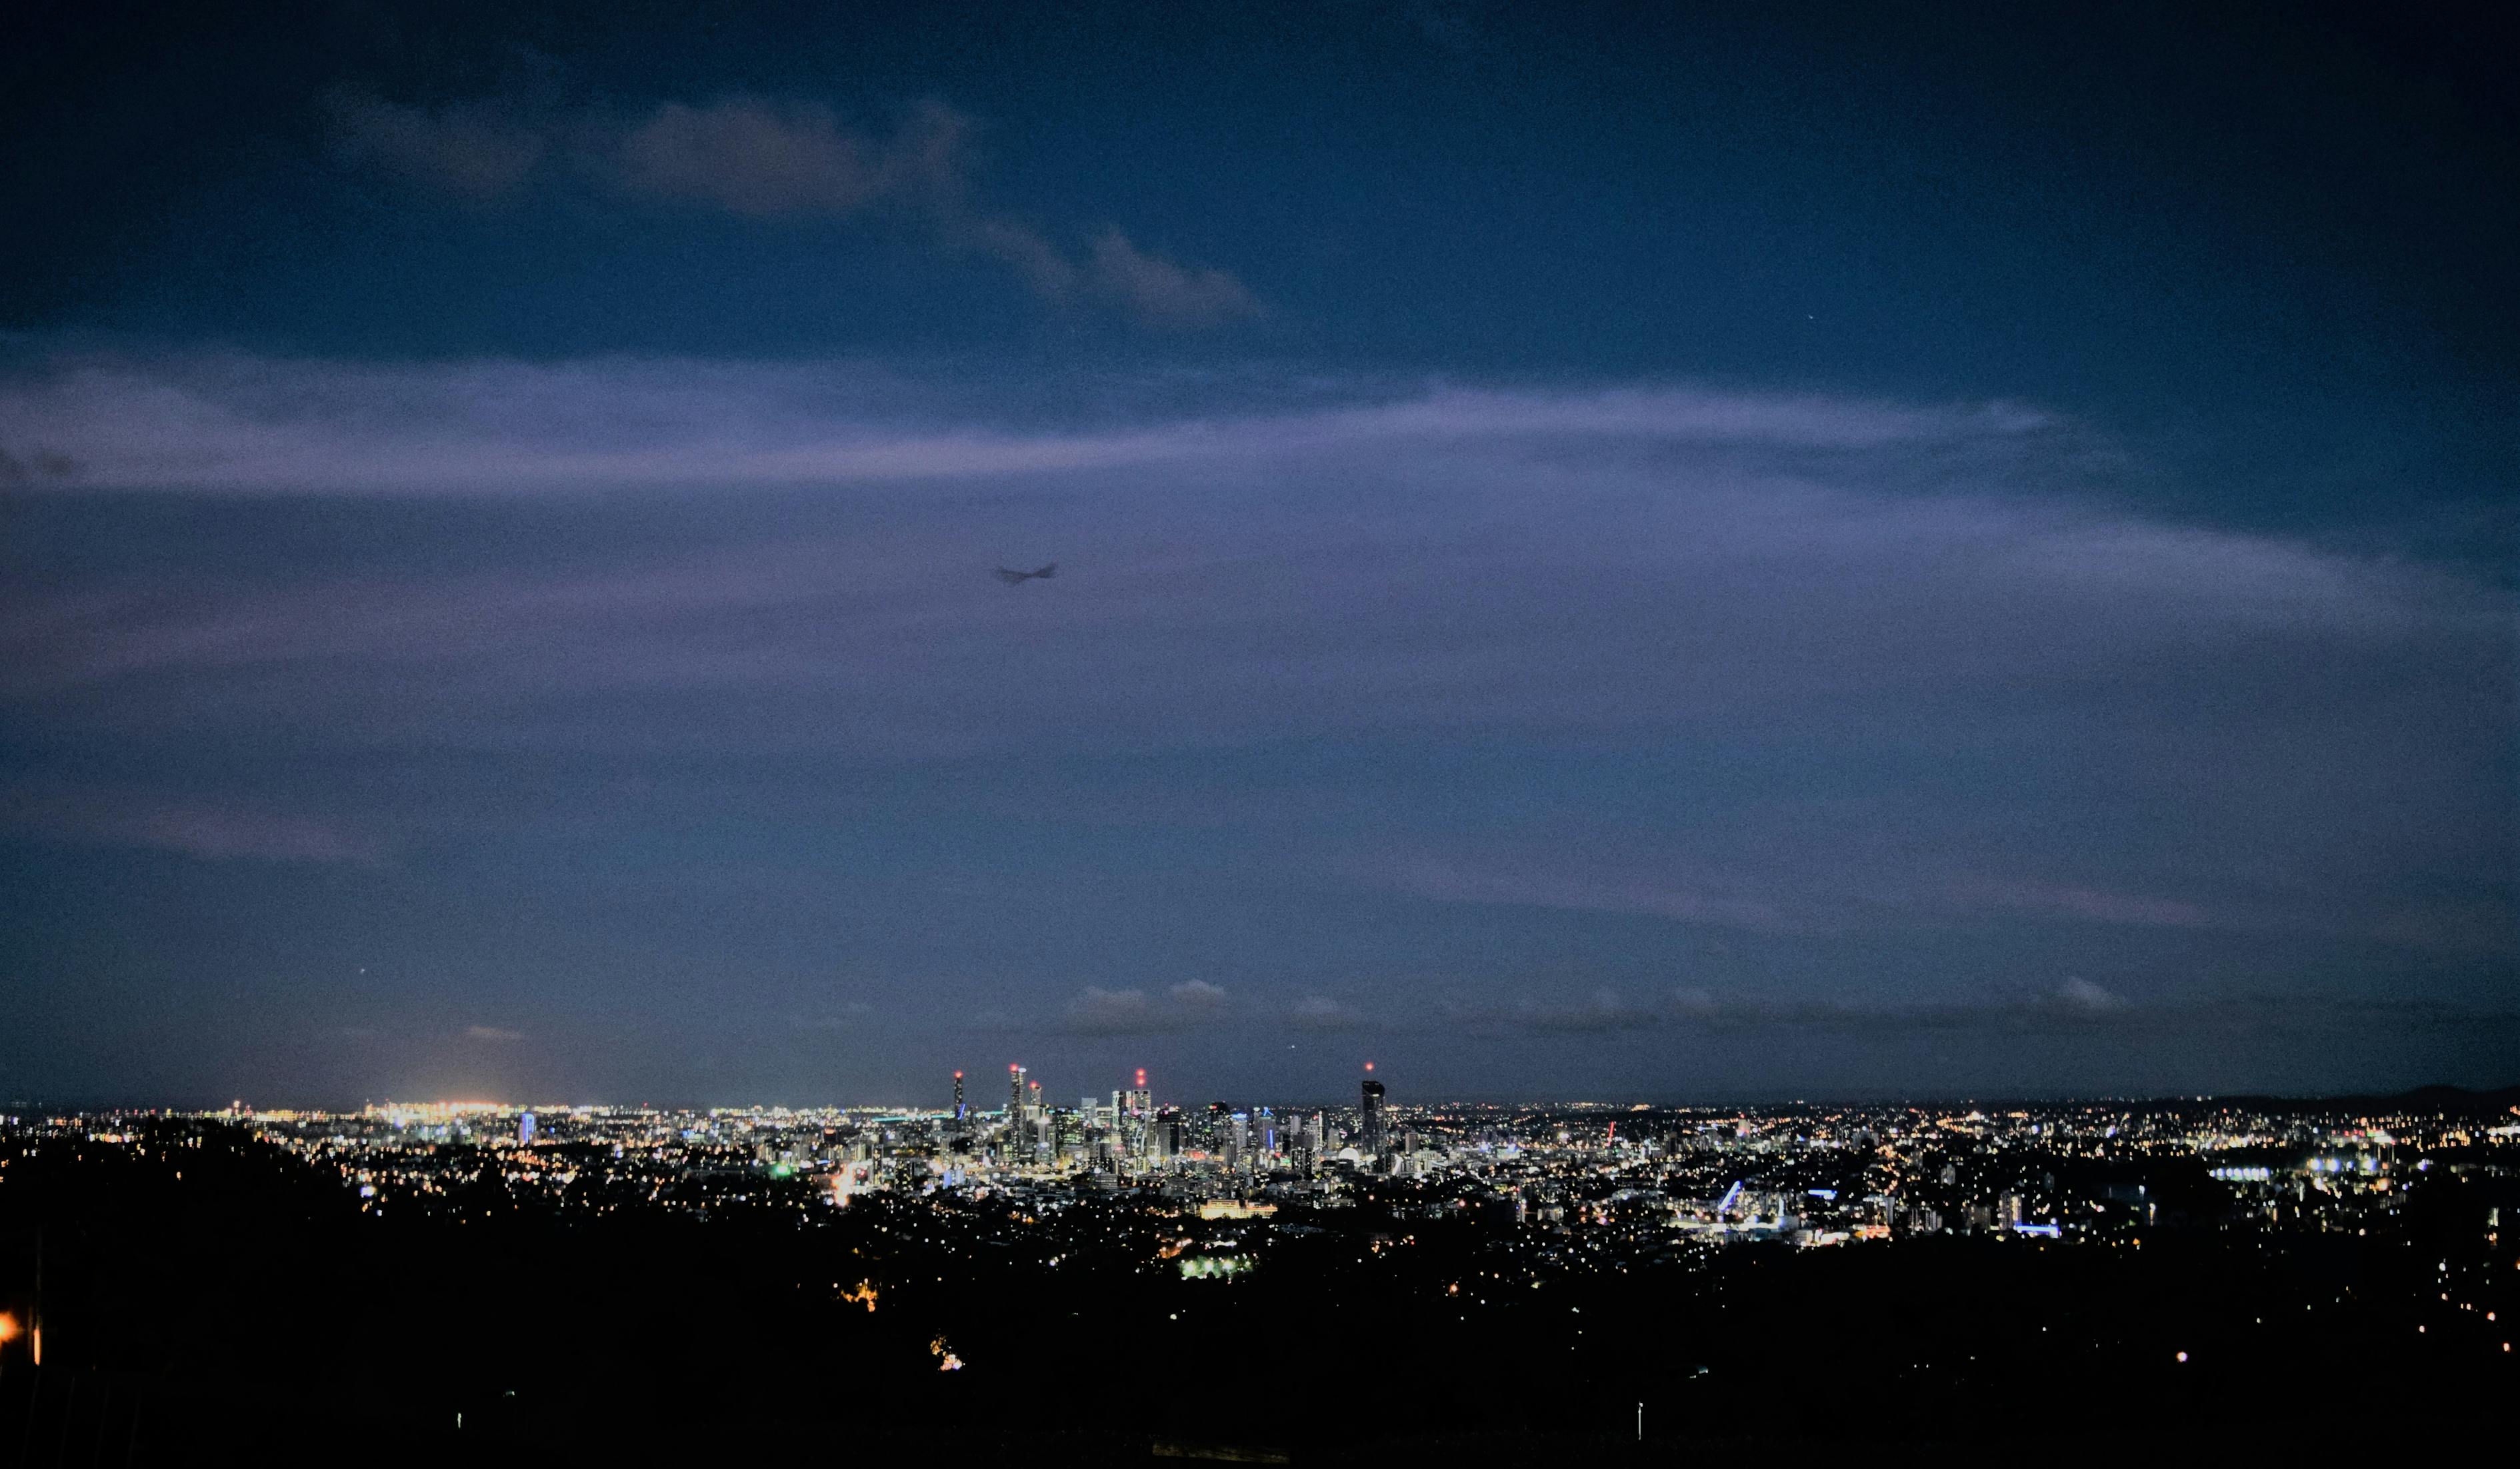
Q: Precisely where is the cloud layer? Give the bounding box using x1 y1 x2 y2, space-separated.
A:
0 351 2507 1100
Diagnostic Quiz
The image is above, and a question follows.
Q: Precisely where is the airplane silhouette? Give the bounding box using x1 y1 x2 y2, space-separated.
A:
992 563 1058 585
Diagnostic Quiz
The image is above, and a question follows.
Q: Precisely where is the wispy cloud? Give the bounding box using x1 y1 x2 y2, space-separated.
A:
0 445 80 483
1387 860 1797 933
1061 980 1231 1036
322 92 1257 327
327 92 549 200
792 1002 877 1031
0 355 2501 976
0 358 1992 495
609 97 966 217
1951 878 2211 930
1441 981 2518 1040
1287 994 1371 1032
464 1025 525 1042
3 785 381 864
1380 854 2229 938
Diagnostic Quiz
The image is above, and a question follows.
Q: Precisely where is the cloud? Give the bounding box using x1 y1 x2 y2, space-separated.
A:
0 355 2502 977
327 93 547 199
1288 994 1370 1032
1438 982 2515 1042
1512 987 1666 1034
1386 859 1797 933
1386 856 2229 938
3 786 381 864
792 1002 878 1030
610 97 965 217
0 354 2041 494
1169 979 1229 1011
1061 981 1231 1035
1081 227 1263 327
464 1026 525 1042
2057 977 2128 1013
323 91 1257 326
0 445 79 483
1949 879 2213 930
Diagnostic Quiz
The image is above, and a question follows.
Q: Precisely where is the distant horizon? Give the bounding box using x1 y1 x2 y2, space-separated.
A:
18 1077 2516 1119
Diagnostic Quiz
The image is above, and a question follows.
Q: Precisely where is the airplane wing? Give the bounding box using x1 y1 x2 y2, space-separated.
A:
992 567 1029 585
1033 563 1057 578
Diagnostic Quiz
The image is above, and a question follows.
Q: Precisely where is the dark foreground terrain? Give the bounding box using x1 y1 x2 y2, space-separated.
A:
1 1113 2512 1467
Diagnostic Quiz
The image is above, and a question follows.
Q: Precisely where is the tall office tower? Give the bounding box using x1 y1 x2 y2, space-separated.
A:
1126 1069 1152 1118
518 1112 536 1145
1361 1076 1387 1156
1009 1064 1026 1120
953 1071 966 1126
1253 1106 1277 1156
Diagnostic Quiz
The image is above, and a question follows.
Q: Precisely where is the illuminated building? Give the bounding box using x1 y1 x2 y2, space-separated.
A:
1361 1076 1387 1158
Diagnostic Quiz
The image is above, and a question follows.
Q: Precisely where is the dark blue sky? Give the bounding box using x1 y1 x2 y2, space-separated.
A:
2 1 2512 1107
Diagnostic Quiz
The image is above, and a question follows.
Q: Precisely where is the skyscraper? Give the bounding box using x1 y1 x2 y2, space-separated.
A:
1361 1076 1387 1157
953 1070 965 1125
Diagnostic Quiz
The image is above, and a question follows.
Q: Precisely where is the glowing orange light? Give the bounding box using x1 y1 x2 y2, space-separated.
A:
953 1071 963 1079
1364 1062 1375 1072
0 1313 17 1344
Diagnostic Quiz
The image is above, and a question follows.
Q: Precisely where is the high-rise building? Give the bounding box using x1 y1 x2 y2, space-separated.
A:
518 1112 536 1146
953 1071 966 1126
1361 1076 1387 1156
1005 1064 1028 1162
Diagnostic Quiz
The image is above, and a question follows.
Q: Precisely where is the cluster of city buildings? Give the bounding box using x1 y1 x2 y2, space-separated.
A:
60 1072 2498 1266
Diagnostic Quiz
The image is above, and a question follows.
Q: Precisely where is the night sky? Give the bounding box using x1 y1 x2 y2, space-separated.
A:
2 1 2512 1108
